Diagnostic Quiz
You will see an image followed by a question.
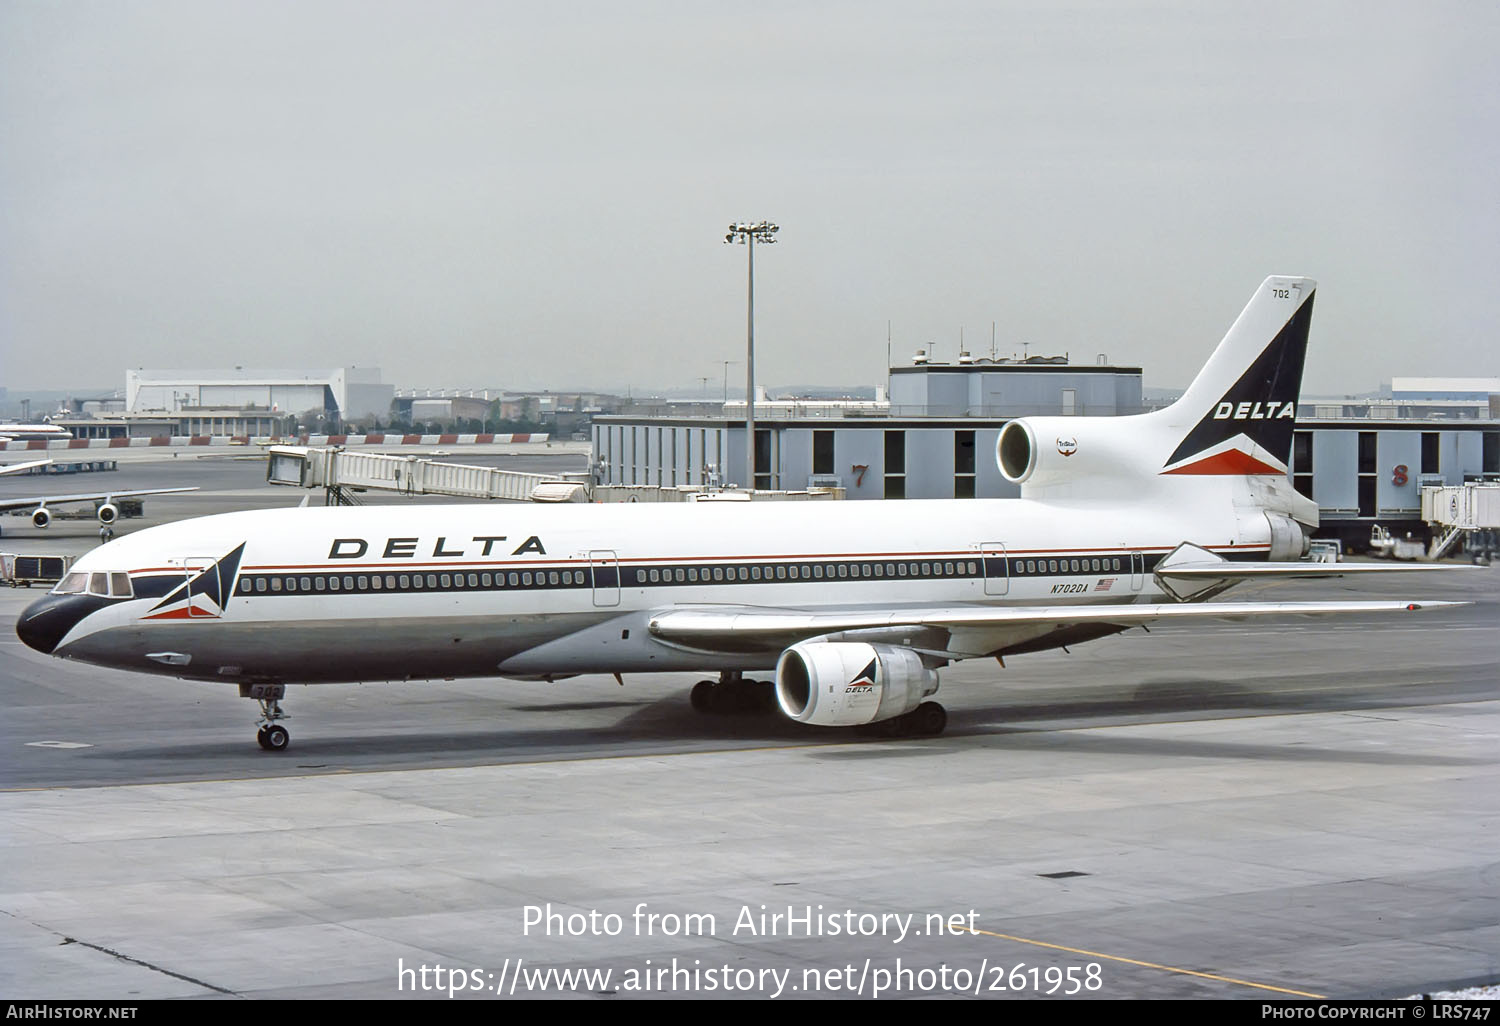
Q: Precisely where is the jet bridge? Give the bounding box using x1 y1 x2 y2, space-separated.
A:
266 446 590 505
1422 482 1500 560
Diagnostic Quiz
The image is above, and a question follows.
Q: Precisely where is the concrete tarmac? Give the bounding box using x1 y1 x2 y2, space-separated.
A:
1 450 1495 1000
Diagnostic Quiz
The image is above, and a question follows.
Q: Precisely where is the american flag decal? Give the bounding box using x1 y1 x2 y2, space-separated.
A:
1096 578 1115 592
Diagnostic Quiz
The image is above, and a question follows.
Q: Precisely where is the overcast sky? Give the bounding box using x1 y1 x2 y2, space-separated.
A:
2 1 1495 397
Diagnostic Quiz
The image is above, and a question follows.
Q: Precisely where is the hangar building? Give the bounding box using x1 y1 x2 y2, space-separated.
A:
58 368 395 438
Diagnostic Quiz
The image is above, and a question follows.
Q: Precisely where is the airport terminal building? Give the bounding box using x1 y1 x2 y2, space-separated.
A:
595 358 1147 496
592 360 1500 548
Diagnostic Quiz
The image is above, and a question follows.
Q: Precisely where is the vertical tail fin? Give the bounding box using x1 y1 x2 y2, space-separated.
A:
1159 276 1316 476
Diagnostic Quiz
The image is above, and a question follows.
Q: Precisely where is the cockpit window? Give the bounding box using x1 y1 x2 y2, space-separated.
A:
53 573 87 595
57 571 134 597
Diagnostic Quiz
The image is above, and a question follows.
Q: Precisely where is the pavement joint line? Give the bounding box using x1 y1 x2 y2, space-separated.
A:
957 926 1327 998
59 937 241 997
0 911 239 997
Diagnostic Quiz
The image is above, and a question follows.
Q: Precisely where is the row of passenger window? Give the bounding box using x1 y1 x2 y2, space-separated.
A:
1014 557 1123 575
635 560 982 584
239 569 590 595
235 554 1130 597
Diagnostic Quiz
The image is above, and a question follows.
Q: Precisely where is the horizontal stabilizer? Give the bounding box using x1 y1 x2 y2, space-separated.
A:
1149 539 1481 599
1157 561 1483 580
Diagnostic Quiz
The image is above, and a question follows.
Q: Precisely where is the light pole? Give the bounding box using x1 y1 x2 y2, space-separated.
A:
724 220 778 487
721 360 739 403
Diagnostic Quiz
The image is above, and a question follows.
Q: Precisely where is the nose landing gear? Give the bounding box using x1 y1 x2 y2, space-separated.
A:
257 722 290 751
240 683 290 751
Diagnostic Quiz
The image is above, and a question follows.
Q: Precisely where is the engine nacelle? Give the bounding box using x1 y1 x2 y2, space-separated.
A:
996 418 1041 483
775 642 938 727
96 502 119 526
1265 512 1309 561
997 416 1150 494
1227 510 1310 562
31 507 51 529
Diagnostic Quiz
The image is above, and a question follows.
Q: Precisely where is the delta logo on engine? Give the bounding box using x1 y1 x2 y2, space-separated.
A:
845 658 878 694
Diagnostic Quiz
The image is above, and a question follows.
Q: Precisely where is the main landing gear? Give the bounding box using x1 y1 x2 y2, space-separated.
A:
241 683 290 751
690 671 777 715
687 673 948 737
857 701 947 738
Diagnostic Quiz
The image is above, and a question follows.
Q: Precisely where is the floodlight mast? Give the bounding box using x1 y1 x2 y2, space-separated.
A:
724 220 778 488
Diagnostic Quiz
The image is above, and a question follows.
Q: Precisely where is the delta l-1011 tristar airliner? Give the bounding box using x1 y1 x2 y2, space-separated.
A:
16 277 1468 751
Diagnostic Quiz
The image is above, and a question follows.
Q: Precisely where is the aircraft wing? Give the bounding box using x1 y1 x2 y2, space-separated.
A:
648 598 1467 659
0 487 199 512
0 459 53 476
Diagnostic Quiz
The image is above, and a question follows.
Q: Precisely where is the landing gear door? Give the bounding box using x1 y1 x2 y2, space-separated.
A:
981 543 1009 596
589 550 621 607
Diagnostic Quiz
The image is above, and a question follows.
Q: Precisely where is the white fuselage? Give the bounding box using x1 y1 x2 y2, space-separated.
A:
0 424 71 442
39 495 1269 684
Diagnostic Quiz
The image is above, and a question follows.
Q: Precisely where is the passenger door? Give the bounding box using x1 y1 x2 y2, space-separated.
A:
589 550 621 607
981 543 1009 596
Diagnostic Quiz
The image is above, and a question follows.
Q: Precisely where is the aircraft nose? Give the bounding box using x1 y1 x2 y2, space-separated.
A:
16 594 95 655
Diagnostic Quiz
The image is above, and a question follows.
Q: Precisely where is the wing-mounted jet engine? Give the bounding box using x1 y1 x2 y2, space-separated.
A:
775 641 945 736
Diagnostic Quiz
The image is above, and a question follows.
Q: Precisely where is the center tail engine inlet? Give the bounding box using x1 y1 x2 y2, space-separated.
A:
996 415 1156 501
775 641 946 736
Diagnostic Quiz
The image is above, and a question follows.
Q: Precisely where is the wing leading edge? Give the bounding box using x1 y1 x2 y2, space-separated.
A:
648 599 1467 659
0 487 199 512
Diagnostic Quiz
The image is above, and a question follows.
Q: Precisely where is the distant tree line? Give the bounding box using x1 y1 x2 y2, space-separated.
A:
286 400 553 436
339 413 551 435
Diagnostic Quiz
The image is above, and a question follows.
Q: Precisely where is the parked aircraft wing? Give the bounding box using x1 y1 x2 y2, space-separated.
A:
0 487 199 512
